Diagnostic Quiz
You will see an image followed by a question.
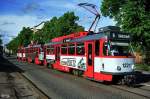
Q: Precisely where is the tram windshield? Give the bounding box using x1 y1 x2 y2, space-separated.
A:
103 41 132 56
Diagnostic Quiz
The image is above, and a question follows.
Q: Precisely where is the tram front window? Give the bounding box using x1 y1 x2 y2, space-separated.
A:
103 42 132 56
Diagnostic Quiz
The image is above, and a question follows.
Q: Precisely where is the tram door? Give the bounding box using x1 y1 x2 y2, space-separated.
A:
55 46 60 61
85 42 94 78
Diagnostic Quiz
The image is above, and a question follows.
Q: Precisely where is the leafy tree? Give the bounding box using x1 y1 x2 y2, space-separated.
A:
33 12 84 43
7 11 84 53
101 0 150 51
7 37 19 53
7 27 33 52
0 35 2 46
18 27 33 46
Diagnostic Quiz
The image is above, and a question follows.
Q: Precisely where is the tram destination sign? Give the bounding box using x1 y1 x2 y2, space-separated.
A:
110 32 131 40
63 38 72 43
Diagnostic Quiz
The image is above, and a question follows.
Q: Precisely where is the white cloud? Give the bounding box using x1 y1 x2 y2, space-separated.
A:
0 15 49 44
0 0 116 44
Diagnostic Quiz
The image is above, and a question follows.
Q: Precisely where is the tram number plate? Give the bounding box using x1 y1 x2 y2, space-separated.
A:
122 63 131 68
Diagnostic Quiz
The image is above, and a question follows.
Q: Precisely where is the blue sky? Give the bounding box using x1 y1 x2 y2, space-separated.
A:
0 0 116 44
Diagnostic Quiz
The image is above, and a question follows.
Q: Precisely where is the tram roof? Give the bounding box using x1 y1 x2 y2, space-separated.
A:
44 41 63 46
70 33 106 43
43 26 131 46
24 44 42 48
44 33 106 46
32 44 42 48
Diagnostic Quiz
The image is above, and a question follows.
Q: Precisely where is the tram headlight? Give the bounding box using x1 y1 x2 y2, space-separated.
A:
131 64 135 70
117 66 121 71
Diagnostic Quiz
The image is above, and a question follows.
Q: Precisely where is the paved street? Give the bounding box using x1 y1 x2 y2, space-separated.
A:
6 56 150 99
0 56 48 99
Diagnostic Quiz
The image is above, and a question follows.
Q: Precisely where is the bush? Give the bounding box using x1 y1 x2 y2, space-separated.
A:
135 64 150 71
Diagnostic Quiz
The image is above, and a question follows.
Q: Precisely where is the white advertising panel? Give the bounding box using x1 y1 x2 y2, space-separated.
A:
46 55 55 60
60 56 86 70
23 53 26 58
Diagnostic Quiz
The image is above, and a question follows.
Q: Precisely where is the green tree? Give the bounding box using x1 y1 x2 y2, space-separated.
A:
7 27 33 52
101 0 150 51
0 35 2 45
18 27 33 46
7 11 84 53
33 11 84 43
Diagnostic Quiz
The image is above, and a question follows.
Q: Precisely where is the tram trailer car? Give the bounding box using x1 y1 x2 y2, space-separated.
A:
17 48 21 61
17 47 25 61
17 44 44 64
0 45 3 55
25 44 44 64
43 26 135 84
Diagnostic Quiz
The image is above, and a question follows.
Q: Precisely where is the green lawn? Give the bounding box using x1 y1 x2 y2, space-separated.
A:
135 64 150 71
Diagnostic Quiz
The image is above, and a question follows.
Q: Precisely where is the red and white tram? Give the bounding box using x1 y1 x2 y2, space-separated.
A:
17 26 135 84
43 26 135 83
17 48 22 61
17 2 135 84
17 44 44 64
17 47 26 62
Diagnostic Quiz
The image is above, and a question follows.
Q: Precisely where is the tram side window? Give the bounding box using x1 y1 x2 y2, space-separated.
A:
34 48 36 52
31 48 33 53
61 44 67 54
77 43 85 55
47 46 54 54
40 47 43 52
27 48 29 53
95 40 100 56
25 49 27 53
36 48 38 52
103 42 110 56
68 44 75 55
29 48 30 53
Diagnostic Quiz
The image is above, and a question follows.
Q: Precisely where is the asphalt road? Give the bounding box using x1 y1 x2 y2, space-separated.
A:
0 56 48 99
6 56 149 99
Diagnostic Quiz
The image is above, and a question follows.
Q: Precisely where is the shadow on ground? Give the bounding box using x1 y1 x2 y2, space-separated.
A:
135 71 150 85
0 55 24 73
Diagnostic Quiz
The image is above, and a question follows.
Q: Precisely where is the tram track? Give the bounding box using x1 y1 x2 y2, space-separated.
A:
111 85 150 99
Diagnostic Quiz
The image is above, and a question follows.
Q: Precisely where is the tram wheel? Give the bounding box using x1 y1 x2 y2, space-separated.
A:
72 69 78 76
48 63 53 69
72 69 83 76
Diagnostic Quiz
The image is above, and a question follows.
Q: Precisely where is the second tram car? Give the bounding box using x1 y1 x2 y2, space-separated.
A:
17 47 25 61
26 44 44 64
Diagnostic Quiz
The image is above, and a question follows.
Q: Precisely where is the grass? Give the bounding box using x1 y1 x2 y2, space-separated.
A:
135 64 150 71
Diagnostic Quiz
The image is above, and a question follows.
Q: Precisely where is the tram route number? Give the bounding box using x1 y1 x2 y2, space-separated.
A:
122 63 131 68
